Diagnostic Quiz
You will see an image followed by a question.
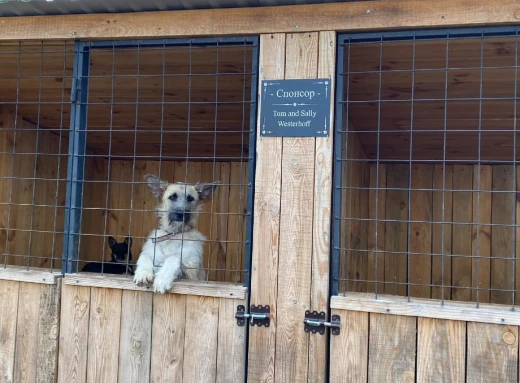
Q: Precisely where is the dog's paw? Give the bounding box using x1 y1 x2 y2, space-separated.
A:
153 274 174 294
133 267 154 286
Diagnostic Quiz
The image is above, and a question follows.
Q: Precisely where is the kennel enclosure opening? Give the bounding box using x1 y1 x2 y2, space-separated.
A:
0 41 73 272
333 27 520 306
0 36 258 286
66 38 258 284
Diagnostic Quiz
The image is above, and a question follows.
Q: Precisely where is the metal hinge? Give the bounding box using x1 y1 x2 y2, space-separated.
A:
235 304 270 327
303 310 341 335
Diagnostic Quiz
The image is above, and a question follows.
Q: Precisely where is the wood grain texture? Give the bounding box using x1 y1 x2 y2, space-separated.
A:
14 282 42 383
275 32 318 383
225 162 249 284
451 165 473 302
106 161 122 260
308 31 336 383
31 132 50 268
416 317 465 383
0 280 19 383
115 161 133 243
466 322 518 382
329 309 369 383
0 108 65 270
368 313 416 383
64 274 246 299
128 161 147 264
352 163 520 304
216 298 247 383
57 285 90 383
0 267 60 284
208 164 224 281
118 290 153 383
200 162 215 273
0 0 519 40
7 118 35 266
409 164 433 298
213 163 230 282
247 33 285 383
431 164 453 300
471 165 491 304
86 287 122 383
80 157 109 271
331 294 520 326
490 165 515 304
150 293 186 383
342 130 369 294
350 106 520 165
36 281 61 383
384 164 409 297
367 163 386 294
0 109 67 269
182 295 219 383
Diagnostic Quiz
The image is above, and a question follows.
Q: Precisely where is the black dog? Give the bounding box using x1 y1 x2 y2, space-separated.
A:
81 236 134 275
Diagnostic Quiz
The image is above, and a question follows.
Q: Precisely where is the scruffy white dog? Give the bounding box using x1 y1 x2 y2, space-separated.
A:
133 174 218 294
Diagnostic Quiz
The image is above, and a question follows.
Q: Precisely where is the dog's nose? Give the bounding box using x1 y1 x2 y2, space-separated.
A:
170 211 190 222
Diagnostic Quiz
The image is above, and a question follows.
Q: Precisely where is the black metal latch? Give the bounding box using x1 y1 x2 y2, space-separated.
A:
303 310 340 335
235 305 270 327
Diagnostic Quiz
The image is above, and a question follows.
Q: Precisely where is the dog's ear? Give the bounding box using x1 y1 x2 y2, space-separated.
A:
124 236 132 247
108 236 116 249
195 182 220 201
145 174 168 198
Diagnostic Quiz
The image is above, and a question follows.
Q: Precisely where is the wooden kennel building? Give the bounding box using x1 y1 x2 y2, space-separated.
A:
1 1 520 382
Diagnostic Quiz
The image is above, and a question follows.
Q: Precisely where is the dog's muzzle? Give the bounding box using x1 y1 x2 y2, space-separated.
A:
169 211 191 223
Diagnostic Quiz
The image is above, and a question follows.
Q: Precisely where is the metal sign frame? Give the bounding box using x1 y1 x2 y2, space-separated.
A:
259 78 331 137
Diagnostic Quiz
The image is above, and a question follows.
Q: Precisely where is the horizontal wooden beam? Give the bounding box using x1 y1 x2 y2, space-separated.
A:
331 293 520 326
0 266 61 284
0 0 519 41
64 273 247 299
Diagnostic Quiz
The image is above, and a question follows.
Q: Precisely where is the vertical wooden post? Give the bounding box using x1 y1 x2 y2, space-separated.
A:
309 31 336 383
248 32 336 382
274 32 319 383
247 33 285 383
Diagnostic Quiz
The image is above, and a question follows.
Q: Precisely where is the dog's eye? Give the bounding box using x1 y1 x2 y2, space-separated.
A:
169 193 178 201
186 195 194 202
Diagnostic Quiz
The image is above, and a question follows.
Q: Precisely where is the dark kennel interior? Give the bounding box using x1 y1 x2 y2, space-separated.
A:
335 29 520 305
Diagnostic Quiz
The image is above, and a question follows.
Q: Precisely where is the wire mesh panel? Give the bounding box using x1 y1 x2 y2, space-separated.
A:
67 38 258 286
0 41 73 272
333 27 520 307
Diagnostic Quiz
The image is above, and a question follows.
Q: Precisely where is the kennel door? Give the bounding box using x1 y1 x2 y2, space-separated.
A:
58 37 260 383
329 27 520 383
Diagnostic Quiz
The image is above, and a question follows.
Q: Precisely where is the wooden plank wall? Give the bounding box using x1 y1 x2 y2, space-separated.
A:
0 276 61 383
57 281 246 383
247 32 335 382
341 125 370 295
0 107 68 270
341 134 520 305
80 159 248 283
330 309 519 383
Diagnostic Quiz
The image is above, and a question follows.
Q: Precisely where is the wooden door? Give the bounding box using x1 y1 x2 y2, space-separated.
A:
246 31 336 383
57 275 247 383
0 269 61 383
329 295 520 382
